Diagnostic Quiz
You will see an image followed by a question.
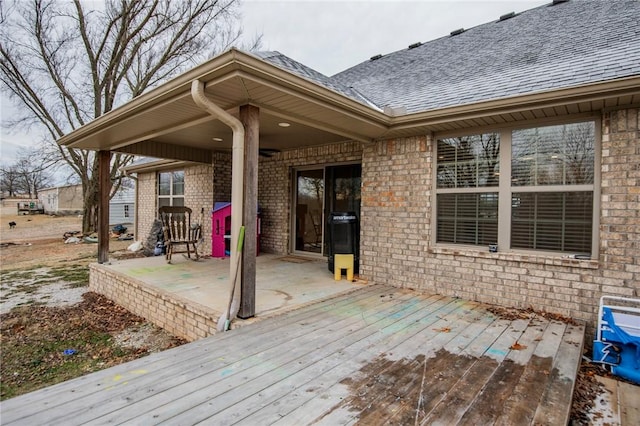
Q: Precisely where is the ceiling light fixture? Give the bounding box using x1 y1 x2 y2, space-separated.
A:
212 137 223 142
278 122 291 128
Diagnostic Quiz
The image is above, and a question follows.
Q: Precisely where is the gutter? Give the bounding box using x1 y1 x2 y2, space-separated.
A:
122 159 193 174
387 76 640 132
57 49 389 149
56 48 640 150
191 80 244 332
58 50 242 148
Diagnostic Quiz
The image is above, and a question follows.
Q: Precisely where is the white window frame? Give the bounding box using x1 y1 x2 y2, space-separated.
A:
157 170 185 210
433 117 600 259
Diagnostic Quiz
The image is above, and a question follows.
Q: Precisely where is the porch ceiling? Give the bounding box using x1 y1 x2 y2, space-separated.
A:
58 50 390 157
57 49 640 161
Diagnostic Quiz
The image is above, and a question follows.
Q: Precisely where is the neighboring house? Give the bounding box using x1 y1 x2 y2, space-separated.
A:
39 184 83 215
39 184 135 226
109 187 135 226
59 0 640 324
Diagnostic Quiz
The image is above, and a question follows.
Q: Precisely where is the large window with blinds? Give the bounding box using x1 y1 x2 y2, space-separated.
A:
436 133 500 245
435 121 596 256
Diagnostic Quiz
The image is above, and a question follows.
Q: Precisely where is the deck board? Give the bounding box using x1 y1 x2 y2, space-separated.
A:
420 317 543 425
532 323 586 425
124 291 431 424
619 381 640 425
1 285 388 421
41 286 402 425
214 297 468 425
494 320 567 425
0 285 585 425
268 301 488 426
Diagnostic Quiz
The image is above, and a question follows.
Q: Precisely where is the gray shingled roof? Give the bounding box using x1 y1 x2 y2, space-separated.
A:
254 51 381 110
318 0 640 114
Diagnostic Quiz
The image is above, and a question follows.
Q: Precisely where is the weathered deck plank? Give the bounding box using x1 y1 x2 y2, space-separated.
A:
457 320 567 425
33 286 405 424
356 318 516 426
532 322 586 425
619 381 640 425
112 294 430 424
419 317 545 425
265 300 487 426
494 320 567 425
0 285 585 426
216 298 473 425
1 285 389 423
1 285 388 422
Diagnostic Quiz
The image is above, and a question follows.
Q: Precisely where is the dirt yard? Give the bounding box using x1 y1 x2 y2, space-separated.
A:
0 206 132 270
0 204 186 400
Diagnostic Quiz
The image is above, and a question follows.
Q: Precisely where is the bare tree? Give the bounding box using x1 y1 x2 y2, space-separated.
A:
1 0 259 232
13 151 54 198
0 148 54 197
0 165 19 197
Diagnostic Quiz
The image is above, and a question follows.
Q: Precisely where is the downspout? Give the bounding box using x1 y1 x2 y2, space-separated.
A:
191 80 245 331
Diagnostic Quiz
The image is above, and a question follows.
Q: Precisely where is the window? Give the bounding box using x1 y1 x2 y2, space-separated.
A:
158 171 184 208
436 133 500 245
435 121 596 256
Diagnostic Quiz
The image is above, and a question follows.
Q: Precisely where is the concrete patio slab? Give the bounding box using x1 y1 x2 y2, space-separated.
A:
89 253 365 340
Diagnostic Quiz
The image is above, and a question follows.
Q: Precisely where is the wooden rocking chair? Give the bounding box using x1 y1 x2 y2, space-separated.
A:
159 206 201 263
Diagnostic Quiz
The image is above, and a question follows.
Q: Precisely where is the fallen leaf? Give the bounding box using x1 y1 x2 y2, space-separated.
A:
510 341 527 350
433 327 451 333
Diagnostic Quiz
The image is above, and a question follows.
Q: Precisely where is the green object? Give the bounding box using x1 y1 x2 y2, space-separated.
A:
237 226 245 252
224 225 245 332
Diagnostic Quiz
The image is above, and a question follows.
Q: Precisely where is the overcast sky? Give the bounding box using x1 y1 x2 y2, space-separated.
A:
1 0 547 168
241 0 548 75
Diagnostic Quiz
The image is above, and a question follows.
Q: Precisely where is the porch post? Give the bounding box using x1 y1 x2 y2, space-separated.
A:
98 150 111 264
238 104 259 319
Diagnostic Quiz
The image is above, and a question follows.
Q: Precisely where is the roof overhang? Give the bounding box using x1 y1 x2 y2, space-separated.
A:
386 76 640 137
58 48 640 161
58 49 389 158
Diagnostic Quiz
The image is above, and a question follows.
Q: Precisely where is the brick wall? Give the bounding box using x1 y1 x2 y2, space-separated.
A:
136 172 156 245
89 264 218 341
360 136 431 288
213 151 232 202
135 159 228 257
185 163 214 256
258 141 363 254
360 108 640 324
126 108 638 326
598 108 640 298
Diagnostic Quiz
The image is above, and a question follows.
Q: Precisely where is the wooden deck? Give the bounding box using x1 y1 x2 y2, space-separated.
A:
1 285 585 425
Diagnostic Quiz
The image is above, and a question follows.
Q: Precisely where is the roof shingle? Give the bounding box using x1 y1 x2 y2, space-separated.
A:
327 0 640 113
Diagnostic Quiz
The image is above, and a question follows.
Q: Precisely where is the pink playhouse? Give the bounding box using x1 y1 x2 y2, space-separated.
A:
211 202 261 257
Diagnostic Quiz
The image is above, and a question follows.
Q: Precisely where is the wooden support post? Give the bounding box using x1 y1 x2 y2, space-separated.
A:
238 104 259 319
98 150 111 264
